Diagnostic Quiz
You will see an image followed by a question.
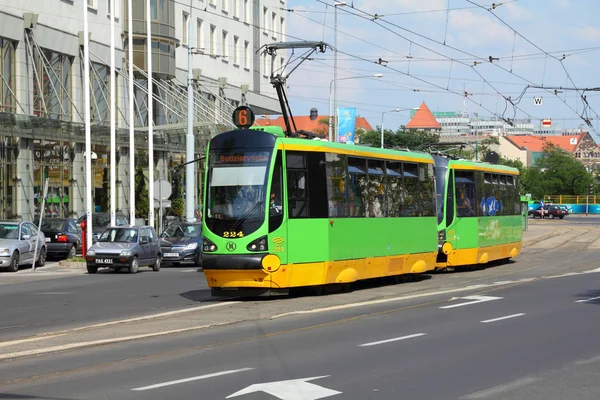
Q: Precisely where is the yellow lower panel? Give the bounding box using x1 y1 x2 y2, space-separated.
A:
446 242 522 267
205 251 438 289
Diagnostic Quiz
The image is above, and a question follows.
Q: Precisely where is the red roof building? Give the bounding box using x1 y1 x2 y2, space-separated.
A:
255 115 373 138
405 102 442 131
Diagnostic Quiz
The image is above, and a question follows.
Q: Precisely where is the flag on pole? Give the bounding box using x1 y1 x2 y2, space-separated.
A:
336 107 357 144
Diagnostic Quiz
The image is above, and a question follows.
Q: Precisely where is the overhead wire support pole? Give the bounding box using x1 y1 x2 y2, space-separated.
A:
128 0 135 225
110 0 116 227
186 0 195 223
147 0 154 228
83 0 93 250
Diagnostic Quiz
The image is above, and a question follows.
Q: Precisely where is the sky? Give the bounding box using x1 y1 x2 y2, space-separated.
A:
280 0 600 136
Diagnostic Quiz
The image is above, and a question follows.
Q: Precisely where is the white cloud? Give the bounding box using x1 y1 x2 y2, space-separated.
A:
553 0 570 7
502 2 532 20
448 9 514 47
572 26 600 42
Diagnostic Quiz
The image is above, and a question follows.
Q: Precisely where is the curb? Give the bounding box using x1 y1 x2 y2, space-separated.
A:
57 261 87 269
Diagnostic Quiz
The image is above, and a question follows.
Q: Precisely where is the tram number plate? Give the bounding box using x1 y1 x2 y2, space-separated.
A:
96 258 113 264
164 252 179 258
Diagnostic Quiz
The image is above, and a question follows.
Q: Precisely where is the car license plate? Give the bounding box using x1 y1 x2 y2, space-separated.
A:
164 252 179 257
96 258 113 264
45 237 51 242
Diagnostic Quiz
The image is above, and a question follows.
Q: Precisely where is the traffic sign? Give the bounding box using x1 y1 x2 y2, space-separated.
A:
153 179 172 200
232 105 255 129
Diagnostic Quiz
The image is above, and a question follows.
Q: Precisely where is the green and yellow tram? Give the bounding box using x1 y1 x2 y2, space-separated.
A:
201 126 440 296
433 156 522 270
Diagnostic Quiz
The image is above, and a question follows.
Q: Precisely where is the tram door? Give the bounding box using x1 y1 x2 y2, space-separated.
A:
444 169 458 252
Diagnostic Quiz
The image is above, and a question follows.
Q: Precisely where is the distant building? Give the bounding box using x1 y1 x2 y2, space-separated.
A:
255 115 373 138
405 102 442 132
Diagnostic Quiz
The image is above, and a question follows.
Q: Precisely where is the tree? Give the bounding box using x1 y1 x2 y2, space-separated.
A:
521 143 592 198
356 127 440 150
168 171 184 217
135 165 149 219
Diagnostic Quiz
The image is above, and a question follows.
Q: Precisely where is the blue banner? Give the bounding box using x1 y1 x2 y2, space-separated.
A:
337 107 357 144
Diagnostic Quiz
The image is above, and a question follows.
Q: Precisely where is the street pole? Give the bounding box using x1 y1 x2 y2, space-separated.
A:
33 178 49 272
328 80 333 142
475 111 479 161
333 4 338 144
128 0 135 224
110 0 116 227
186 1 195 223
83 0 93 250
146 0 154 228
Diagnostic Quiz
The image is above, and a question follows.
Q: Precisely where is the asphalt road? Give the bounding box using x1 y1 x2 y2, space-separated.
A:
1 263 600 399
0 266 213 340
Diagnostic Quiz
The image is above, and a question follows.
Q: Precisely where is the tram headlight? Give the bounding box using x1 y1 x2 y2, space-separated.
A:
247 236 267 252
203 239 217 252
438 230 446 241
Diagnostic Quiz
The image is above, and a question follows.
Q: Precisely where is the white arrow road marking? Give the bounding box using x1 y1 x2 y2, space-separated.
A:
439 295 503 309
358 333 427 347
480 313 525 324
131 368 254 391
226 375 341 400
575 296 600 303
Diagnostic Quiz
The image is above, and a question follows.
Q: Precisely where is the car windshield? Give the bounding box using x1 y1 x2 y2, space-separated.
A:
98 228 138 243
161 224 202 238
41 220 66 231
0 223 19 239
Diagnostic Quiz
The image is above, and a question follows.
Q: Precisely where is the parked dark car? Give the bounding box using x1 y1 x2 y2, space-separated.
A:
77 213 129 243
85 226 161 274
546 204 568 219
39 218 81 259
160 222 203 268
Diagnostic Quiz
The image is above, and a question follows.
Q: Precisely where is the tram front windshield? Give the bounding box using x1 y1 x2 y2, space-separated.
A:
205 149 272 236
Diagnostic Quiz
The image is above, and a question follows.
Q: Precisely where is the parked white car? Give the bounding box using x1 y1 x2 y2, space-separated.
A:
0 221 47 272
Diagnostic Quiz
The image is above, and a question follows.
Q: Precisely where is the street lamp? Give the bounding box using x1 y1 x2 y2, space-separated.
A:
381 109 401 149
333 1 347 145
328 73 383 142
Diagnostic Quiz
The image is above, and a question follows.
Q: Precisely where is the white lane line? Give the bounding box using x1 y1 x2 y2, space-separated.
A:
575 296 600 303
462 377 539 399
131 368 254 391
480 313 525 324
181 269 196 272
358 333 426 347
439 295 503 309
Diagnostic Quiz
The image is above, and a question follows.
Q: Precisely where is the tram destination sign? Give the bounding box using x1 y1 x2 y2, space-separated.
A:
216 151 270 164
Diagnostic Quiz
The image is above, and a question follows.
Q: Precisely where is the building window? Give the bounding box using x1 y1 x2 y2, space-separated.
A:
244 40 250 69
197 18 204 49
150 0 158 20
222 30 228 58
263 7 268 34
108 0 121 18
280 17 285 40
87 0 96 8
209 0 216 6
0 38 16 113
233 36 239 65
271 12 276 37
209 25 216 54
33 49 73 121
221 0 228 13
233 0 239 17
244 0 250 23
182 12 189 45
90 62 110 124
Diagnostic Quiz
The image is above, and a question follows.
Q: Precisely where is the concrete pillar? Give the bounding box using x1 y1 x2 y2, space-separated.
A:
15 138 34 221
70 143 85 218
117 146 131 215
14 35 32 115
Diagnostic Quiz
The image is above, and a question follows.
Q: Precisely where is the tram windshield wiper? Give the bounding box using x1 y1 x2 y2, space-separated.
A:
230 201 264 231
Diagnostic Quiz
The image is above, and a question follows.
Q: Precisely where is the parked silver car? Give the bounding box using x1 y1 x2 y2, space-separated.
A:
0 221 47 272
85 226 161 274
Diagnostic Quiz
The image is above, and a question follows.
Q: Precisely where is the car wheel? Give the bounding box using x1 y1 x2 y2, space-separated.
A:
550 214 555 219
194 252 202 269
68 244 76 259
87 265 98 274
114 267 122 272
559 216 564 219
8 252 19 273
37 247 46 267
152 255 161 272
129 256 139 274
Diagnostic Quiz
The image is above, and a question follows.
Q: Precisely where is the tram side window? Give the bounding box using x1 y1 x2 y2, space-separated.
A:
306 152 329 218
269 151 284 232
445 169 455 226
513 176 521 214
403 163 419 216
348 157 368 217
286 151 309 218
419 164 435 217
499 175 508 215
325 153 348 217
475 171 485 217
507 175 516 215
386 161 403 217
367 160 385 217
455 171 476 217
